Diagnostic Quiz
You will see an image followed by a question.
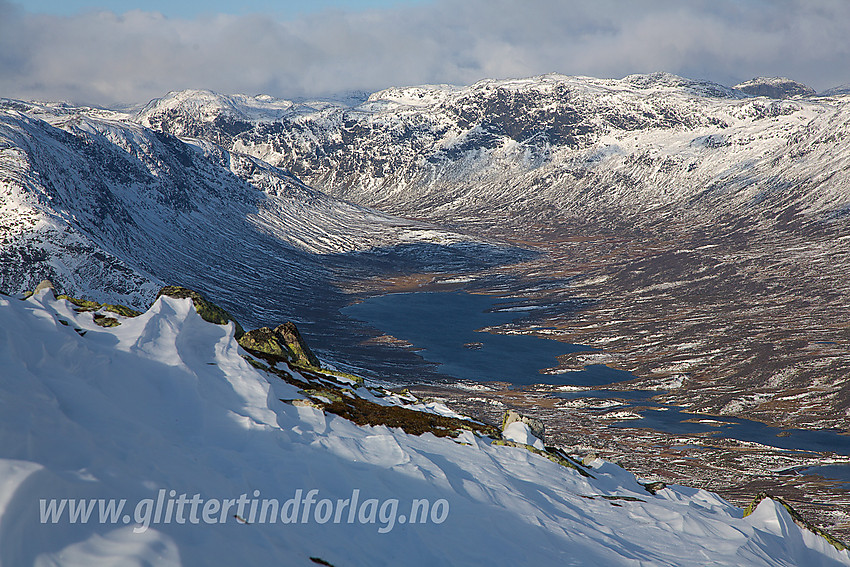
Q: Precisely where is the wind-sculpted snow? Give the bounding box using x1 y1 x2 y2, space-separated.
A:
0 289 846 566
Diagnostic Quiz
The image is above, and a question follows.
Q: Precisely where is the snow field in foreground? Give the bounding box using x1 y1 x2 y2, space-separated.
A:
0 290 847 566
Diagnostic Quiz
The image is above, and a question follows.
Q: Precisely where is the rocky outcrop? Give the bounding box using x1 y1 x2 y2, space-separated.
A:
32 279 56 297
274 322 320 367
237 321 321 368
238 326 294 359
501 409 545 442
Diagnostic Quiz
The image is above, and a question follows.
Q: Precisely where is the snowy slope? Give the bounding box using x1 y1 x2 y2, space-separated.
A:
138 74 850 228
0 288 847 566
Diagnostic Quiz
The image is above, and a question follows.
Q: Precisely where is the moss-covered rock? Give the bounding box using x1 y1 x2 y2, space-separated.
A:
55 295 141 317
103 303 142 317
274 322 320 368
239 321 321 368
237 327 294 359
317 368 364 386
57 295 101 312
299 388 346 404
241 355 270 371
93 314 121 327
156 286 245 338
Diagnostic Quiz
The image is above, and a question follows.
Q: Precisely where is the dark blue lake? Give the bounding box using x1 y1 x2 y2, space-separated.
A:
801 465 850 485
345 290 850 463
343 290 633 386
555 390 850 456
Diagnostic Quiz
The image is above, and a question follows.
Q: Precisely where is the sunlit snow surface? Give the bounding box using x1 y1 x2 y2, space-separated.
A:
0 290 847 566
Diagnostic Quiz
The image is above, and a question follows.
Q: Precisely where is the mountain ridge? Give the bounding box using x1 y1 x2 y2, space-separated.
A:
135 73 849 229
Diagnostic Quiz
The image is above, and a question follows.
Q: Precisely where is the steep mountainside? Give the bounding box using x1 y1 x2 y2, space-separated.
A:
0 98 521 372
138 73 850 229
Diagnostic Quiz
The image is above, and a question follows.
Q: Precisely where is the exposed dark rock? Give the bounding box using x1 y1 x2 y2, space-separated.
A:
55 294 142 318
238 326 294 359
93 313 120 327
274 321 320 368
102 303 143 317
237 321 324 369
642 481 667 495
733 77 816 99
319 393 496 438
57 295 100 311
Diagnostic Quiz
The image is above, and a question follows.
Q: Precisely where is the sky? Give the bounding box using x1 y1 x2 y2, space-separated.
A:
19 0 426 19
2 0 850 107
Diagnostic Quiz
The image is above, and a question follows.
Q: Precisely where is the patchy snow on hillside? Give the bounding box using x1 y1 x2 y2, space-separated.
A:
140 73 850 225
0 289 847 566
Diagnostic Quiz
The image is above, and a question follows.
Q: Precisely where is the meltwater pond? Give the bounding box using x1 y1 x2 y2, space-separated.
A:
343 291 633 386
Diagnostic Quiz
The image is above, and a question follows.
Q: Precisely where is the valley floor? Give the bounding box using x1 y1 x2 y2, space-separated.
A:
337 211 850 542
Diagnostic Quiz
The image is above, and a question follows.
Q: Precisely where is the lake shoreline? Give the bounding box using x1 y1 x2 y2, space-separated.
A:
341 284 850 540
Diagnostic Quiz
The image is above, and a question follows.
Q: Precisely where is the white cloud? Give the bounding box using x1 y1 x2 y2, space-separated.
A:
2 0 850 106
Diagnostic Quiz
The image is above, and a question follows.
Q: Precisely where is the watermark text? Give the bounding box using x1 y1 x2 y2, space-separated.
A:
39 489 449 534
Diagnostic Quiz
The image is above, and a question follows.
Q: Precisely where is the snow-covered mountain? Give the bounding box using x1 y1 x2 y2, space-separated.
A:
1 286 846 566
5 75 850 564
136 73 850 230
10 72 848 323
0 97 524 372
131 75 850 488
733 77 817 99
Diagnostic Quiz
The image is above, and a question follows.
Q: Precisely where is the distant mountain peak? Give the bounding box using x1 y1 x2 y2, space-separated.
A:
733 77 816 99
817 83 850 98
136 89 296 133
621 72 745 98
